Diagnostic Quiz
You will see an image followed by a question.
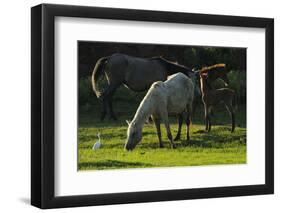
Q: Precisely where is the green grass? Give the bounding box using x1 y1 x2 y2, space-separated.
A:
78 97 246 171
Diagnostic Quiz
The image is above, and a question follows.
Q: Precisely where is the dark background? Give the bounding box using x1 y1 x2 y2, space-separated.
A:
78 41 246 114
78 41 246 78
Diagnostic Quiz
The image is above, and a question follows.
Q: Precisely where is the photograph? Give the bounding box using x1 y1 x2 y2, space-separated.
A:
78 41 247 171
30 2 274 209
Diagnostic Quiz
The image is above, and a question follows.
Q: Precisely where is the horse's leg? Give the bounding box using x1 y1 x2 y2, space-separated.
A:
103 83 120 120
162 113 175 149
231 111 235 132
207 107 212 132
210 108 215 117
207 106 212 132
186 107 192 142
225 103 235 132
207 114 211 132
100 97 107 121
108 95 117 120
204 104 209 131
174 113 183 141
152 116 163 148
165 122 175 149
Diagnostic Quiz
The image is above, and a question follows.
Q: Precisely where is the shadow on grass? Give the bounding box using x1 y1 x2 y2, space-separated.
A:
135 126 246 150
79 159 152 170
137 139 210 149
189 127 246 147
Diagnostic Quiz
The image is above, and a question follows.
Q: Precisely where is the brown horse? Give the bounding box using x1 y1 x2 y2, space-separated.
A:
199 72 237 132
191 63 230 117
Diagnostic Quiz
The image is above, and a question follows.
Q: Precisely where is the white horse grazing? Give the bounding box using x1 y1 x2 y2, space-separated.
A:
125 73 194 150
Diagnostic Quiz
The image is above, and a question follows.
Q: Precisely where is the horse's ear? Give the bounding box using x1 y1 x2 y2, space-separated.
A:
126 120 131 125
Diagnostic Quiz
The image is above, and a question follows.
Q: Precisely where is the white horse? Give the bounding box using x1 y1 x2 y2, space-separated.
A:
125 73 194 150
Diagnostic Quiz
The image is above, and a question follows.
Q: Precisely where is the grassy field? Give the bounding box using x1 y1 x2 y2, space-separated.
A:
78 90 246 171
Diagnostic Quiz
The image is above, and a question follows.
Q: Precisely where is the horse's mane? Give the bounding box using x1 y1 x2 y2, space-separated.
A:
153 57 194 77
149 56 164 60
199 63 226 74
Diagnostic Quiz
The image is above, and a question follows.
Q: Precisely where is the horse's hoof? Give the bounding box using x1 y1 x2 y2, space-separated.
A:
159 144 164 148
171 144 176 149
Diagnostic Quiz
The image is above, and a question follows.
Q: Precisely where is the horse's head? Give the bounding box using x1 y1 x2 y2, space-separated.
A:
199 63 229 86
192 68 200 79
190 69 201 97
124 120 142 151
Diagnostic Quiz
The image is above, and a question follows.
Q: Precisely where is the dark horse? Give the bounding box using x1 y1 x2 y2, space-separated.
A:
92 53 195 121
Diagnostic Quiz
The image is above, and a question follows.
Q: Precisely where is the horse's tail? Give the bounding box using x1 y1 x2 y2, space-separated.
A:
232 92 238 112
92 56 109 98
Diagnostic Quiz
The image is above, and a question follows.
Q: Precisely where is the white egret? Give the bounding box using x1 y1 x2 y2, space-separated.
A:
92 133 102 150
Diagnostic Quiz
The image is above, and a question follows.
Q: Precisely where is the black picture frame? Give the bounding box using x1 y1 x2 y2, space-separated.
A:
31 3 274 209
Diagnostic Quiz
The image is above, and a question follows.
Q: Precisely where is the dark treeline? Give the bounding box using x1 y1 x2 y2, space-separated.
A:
78 41 246 79
78 41 246 108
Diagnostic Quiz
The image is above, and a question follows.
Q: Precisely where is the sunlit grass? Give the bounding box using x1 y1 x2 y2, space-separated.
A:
78 100 246 170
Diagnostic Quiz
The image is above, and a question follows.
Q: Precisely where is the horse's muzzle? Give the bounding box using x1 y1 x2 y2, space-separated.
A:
124 142 134 151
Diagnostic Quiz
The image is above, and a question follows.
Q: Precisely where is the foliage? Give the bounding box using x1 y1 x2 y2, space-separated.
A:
79 77 94 108
183 47 246 71
79 42 246 78
228 71 246 103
